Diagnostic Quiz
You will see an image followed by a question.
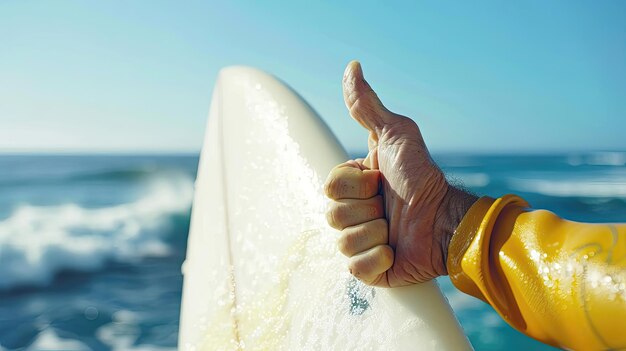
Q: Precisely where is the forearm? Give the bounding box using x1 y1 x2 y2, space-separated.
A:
447 195 626 350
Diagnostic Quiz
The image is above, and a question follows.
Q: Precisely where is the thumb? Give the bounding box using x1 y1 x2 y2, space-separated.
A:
342 61 397 136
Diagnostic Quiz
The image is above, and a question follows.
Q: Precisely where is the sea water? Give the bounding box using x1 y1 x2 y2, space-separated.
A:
1 152 625 350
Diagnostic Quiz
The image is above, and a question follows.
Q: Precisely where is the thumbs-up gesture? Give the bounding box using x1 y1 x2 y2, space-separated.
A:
324 61 477 287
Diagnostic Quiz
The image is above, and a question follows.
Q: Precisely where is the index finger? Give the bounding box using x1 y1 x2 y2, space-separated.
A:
324 162 380 200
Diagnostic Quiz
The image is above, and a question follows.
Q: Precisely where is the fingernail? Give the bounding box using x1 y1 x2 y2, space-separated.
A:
343 60 361 82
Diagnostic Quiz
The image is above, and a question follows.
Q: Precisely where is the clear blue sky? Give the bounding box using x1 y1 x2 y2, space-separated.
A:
1 1 625 154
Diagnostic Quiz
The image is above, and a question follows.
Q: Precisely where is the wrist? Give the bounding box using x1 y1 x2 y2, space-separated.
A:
434 184 478 276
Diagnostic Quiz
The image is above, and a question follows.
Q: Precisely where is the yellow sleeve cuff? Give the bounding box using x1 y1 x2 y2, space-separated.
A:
446 195 529 322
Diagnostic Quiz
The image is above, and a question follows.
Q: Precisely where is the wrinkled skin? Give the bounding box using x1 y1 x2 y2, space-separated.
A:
324 61 477 287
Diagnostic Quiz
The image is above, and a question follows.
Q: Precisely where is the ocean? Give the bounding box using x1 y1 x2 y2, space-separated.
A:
1 152 625 350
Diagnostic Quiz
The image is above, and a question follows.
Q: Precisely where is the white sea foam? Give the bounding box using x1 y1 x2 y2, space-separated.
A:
0 173 193 290
96 310 177 351
509 178 626 198
26 329 91 351
22 324 177 351
568 152 626 167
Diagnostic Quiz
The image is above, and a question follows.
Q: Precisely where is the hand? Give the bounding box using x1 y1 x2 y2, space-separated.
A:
324 61 477 287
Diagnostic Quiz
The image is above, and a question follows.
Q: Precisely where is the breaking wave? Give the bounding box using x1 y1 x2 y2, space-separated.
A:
0 173 194 291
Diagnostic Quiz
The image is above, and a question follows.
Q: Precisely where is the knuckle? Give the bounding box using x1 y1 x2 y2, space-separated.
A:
325 209 334 228
323 174 339 198
394 115 420 134
396 114 416 127
346 159 361 168
326 202 347 230
346 226 367 254
323 178 331 197
337 232 352 256
325 203 340 229
325 170 353 199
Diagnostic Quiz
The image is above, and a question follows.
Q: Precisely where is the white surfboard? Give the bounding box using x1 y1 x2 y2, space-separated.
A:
179 66 472 350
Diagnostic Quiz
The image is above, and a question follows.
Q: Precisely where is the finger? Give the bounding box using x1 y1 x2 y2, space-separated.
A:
326 195 384 230
348 245 394 285
339 158 368 171
342 61 394 133
324 166 380 200
337 218 388 257
345 158 372 171
354 158 365 164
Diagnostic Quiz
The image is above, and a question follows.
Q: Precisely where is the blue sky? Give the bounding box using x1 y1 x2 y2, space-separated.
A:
1 1 624 154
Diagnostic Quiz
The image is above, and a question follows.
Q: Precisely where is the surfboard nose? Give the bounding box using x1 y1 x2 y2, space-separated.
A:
217 65 273 85
213 65 347 174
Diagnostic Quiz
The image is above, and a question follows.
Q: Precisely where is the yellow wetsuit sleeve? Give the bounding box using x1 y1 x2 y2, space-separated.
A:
447 195 626 350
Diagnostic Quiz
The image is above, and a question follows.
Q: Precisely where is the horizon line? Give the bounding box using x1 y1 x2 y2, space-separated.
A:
2 148 626 157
